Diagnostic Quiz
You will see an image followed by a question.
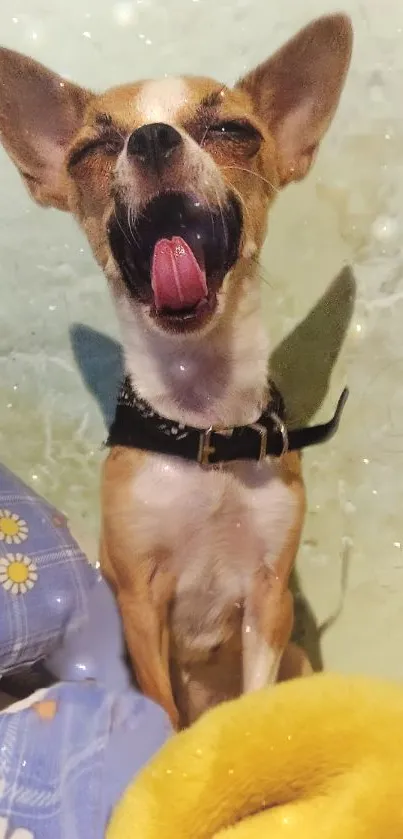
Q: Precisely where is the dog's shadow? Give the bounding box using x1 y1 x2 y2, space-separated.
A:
70 324 124 429
269 265 356 670
70 264 356 673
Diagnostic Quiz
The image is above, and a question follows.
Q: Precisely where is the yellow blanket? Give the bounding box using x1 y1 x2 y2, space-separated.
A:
108 673 403 838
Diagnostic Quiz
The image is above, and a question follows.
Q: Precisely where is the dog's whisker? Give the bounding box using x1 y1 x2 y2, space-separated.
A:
200 123 210 149
128 206 141 248
222 165 280 195
223 178 252 228
212 186 228 253
115 212 134 250
200 186 216 240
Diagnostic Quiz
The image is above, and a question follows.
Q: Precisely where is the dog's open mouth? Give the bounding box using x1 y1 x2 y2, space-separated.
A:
108 192 242 331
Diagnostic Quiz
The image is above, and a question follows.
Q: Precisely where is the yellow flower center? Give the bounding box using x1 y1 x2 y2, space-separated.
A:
7 561 29 584
0 517 19 537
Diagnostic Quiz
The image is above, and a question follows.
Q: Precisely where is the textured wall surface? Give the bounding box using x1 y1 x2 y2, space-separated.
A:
1 0 403 676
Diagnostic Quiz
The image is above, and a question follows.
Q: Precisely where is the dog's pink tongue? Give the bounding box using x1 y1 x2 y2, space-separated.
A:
151 236 207 311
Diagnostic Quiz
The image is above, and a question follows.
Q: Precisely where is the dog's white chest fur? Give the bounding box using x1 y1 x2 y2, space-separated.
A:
132 454 298 648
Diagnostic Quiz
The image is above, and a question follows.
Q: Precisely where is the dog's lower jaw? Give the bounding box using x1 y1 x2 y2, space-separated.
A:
115 265 270 429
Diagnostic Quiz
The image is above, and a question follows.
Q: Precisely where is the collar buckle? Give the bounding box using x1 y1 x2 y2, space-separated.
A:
197 427 216 465
250 423 268 463
250 412 289 462
270 412 289 457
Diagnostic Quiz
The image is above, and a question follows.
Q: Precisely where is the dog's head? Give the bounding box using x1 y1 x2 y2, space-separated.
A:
0 15 352 337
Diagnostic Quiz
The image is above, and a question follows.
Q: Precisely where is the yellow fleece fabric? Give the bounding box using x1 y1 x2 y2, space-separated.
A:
107 673 403 838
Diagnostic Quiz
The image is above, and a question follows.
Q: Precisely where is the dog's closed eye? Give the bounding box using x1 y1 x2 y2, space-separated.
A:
208 120 262 141
68 132 124 169
205 119 262 157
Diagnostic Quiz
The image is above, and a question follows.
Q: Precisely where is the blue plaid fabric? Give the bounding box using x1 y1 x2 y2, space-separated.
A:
0 463 96 674
0 681 171 839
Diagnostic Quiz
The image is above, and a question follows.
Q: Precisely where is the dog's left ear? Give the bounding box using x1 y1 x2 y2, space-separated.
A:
237 14 353 185
0 48 93 210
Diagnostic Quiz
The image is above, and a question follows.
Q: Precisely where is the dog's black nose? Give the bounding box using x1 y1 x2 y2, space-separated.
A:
127 123 182 172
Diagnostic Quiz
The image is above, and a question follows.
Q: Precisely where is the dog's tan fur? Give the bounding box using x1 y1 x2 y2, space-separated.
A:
0 14 352 728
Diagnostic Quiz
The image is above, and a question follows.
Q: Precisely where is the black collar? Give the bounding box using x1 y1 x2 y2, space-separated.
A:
106 377 348 466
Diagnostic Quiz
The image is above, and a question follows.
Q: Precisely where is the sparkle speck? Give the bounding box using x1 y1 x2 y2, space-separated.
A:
228 768 234 775
393 541 401 549
83 30 91 38
166 769 172 775
113 2 135 25
31 474 38 482
12 16 19 23
363 458 370 465
355 323 362 333
31 31 38 40
145 38 152 45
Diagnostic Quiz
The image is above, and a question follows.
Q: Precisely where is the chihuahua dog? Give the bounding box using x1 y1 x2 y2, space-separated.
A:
0 14 352 728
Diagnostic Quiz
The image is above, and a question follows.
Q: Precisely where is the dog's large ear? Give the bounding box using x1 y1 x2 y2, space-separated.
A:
237 14 353 186
0 48 93 210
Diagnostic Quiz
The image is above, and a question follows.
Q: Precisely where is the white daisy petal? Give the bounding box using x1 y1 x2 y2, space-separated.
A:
19 583 27 595
23 555 31 566
14 537 21 545
3 579 12 591
29 571 38 582
10 513 19 522
5 536 11 545
25 579 34 590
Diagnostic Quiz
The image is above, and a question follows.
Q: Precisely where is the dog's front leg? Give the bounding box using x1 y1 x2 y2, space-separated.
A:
117 581 179 729
242 567 293 692
243 451 307 692
101 538 179 730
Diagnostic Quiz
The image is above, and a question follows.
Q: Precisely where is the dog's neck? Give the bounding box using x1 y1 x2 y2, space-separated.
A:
118 271 269 429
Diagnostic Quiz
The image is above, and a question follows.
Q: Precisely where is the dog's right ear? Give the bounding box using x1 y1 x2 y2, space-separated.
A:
0 48 92 210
